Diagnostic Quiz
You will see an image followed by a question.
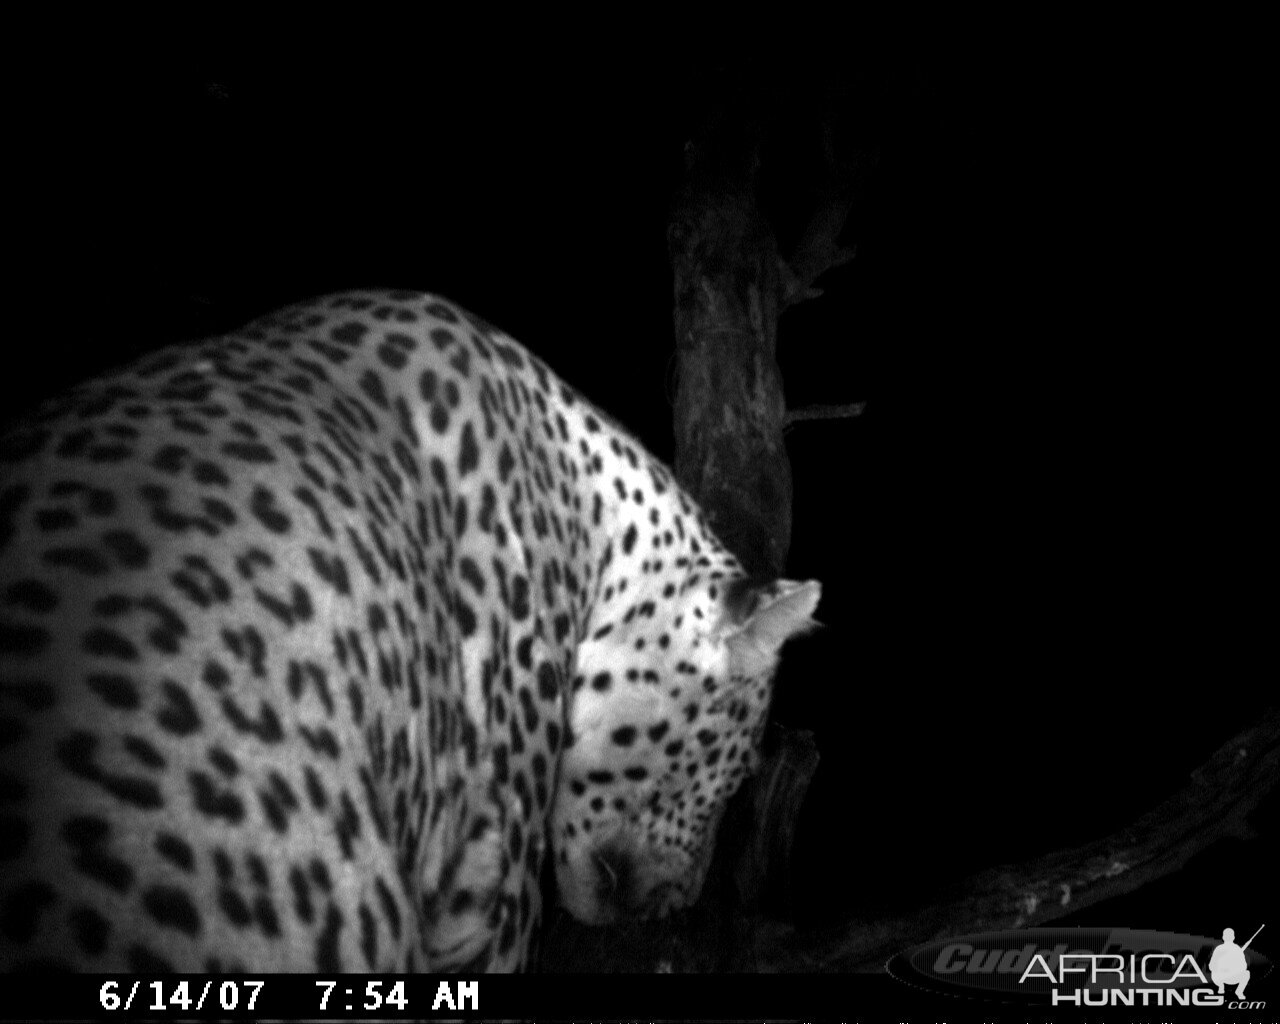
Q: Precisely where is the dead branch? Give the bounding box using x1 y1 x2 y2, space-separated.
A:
755 705 1280 972
785 402 867 425
780 201 857 309
780 143 879 309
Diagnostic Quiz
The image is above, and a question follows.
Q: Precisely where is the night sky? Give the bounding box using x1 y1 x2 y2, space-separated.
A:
10 31 1272 943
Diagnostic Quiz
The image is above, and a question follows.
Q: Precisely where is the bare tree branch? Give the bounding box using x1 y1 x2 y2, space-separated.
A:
780 144 879 310
780 202 857 309
755 705 1280 972
785 402 867 425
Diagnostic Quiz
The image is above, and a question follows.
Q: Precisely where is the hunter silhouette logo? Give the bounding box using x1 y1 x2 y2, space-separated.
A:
1210 924 1263 999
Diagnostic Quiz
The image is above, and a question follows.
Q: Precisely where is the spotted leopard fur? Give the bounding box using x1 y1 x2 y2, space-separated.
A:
0 291 819 972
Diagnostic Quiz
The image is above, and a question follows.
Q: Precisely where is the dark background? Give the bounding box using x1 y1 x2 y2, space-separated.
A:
10 26 1272 949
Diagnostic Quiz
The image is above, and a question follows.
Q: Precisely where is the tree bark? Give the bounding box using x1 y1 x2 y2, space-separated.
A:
539 93 1280 977
667 133 790 578
661 107 856 966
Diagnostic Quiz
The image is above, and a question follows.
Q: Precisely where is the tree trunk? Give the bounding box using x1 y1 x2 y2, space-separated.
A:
668 136 791 579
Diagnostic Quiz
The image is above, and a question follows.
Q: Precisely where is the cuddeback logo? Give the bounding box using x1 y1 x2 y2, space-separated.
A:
888 925 1271 1008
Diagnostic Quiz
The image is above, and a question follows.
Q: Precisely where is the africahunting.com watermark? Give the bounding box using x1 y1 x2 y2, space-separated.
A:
889 924 1269 1008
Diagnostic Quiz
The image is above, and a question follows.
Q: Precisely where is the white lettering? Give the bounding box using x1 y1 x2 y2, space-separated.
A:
1058 953 1090 981
1139 952 1175 982
432 981 455 1011
1169 953 1209 985
1020 953 1057 983
457 980 478 1010
1092 952 1125 982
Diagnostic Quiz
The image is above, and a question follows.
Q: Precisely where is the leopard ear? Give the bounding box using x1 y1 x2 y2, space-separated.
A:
722 579 821 676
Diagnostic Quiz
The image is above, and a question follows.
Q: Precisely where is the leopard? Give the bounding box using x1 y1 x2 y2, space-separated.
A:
0 289 820 973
